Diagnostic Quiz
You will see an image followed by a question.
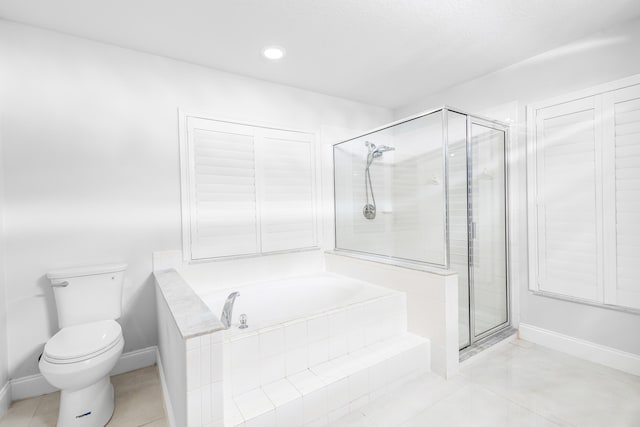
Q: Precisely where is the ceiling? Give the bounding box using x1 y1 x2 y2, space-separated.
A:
1 0 640 109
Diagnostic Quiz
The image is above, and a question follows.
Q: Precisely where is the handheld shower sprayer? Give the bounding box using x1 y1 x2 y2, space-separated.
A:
363 141 395 220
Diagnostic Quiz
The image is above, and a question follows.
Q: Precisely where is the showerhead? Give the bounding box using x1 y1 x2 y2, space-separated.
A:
365 141 395 158
373 145 395 157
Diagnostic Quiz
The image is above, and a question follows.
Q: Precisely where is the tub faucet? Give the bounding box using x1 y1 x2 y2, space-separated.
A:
221 291 240 329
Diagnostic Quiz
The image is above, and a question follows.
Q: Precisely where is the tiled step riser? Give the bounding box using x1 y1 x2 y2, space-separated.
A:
227 341 430 427
224 293 407 396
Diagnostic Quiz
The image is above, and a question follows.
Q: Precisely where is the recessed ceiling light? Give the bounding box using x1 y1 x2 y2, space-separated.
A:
263 46 286 60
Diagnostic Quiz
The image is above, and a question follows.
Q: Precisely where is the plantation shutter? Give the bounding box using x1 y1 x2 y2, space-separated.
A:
603 85 640 309
258 129 316 252
183 117 316 260
533 97 603 301
187 118 259 259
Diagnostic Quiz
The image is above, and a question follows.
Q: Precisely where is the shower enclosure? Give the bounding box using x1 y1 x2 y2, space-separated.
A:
333 107 509 349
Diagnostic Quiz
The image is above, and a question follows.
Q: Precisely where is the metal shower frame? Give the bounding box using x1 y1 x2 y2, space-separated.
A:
331 105 512 348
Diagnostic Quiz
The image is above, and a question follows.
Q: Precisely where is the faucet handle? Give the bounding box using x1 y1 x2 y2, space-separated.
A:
239 314 248 329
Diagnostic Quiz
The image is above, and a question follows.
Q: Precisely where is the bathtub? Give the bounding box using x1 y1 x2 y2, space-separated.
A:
155 266 429 427
198 272 396 335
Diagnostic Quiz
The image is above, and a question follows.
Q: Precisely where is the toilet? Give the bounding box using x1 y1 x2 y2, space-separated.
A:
39 263 127 427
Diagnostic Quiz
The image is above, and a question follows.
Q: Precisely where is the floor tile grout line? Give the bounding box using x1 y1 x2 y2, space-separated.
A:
470 381 568 427
136 414 166 427
465 368 578 427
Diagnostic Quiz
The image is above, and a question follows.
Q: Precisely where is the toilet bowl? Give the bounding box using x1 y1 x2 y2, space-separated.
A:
39 320 124 427
40 263 127 427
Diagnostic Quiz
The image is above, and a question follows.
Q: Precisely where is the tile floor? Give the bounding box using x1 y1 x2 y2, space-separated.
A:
1 340 639 427
0 365 167 427
333 339 640 427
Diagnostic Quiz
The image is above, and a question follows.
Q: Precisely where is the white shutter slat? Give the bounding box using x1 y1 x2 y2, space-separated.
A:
189 126 259 259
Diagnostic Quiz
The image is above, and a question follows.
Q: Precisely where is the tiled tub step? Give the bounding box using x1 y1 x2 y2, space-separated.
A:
225 333 430 427
226 292 407 397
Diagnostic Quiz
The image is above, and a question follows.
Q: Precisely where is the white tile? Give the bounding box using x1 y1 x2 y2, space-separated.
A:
212 381 224 423
328 333 348 359
327 377 349 412
187 347 201 391
328 309 347 334
235 388 275 421
308 339 329 367
201 344 212 386
276 398 304 427
310 360 347 384
302 388 327 425
261 353 286 385
225 399 245 427
346 304 365 328
368 361 389 395
332 354 365 377
233 364 260 395
285 321 307 350
232 333 260 370
212 342 224 383
245 410 276 427
188 389 202 427
347 328 365 353
307 315 329 342
211 330 224 344
260 327 285 359
348 370 369 402
304 416 328 427
286 346 308 376
202 383 212 424
401 384 558 427
288 370 325 395
327 405 350 423
330 410 374 427
349 394 369 412
263 378 302 406
187 336 201 351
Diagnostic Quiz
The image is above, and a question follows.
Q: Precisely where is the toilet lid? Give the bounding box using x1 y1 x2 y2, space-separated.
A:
44 320 123 363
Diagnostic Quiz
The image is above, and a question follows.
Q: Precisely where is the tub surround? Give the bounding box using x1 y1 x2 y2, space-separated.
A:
155 269 224 339
154 266 433 426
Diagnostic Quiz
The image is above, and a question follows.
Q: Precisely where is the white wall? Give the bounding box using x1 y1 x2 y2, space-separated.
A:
396 17 640 355
0 20 392 380
0 102 9 401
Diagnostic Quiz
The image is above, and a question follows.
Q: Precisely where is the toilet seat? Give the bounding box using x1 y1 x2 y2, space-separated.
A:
43 320 123 364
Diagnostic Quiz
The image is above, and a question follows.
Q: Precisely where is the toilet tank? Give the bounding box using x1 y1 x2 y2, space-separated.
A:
47 263 127 328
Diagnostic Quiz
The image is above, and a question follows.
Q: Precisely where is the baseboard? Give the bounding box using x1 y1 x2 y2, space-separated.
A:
112 346 158 376
10 346 158 402
156 348 176 427
0 382 10 418
519 323 640 376
10 372 57 401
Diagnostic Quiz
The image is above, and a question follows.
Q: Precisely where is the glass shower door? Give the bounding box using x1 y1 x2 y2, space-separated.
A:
469 120 508 340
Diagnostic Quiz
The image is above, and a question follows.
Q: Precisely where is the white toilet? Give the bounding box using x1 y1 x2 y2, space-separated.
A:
39 263 127 427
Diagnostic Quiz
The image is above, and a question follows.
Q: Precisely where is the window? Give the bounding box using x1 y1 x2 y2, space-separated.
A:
527 75 640 310
180 114 317 261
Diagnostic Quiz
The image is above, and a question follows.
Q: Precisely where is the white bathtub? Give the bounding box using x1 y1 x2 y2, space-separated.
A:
197 272 395 335
155 266 428 427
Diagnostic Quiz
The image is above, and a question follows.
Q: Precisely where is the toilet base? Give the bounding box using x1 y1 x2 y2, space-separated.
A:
57 376 114 427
